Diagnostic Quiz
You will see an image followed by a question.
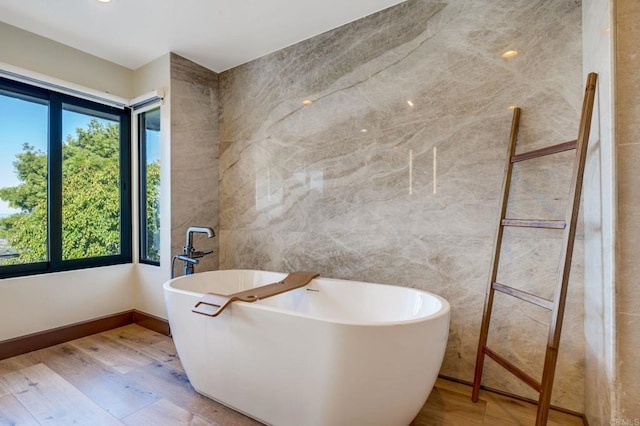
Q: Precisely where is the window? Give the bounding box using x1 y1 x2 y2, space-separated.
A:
0 87 48 267
139 107 161 264
0 77 131 278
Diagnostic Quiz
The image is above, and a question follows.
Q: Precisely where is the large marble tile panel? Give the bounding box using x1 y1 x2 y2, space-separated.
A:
507 151 576 221
220 229 494 289
218 0 448 143
616 0 640 419
217 0 583 412
617 144 640 233
170 54 219 271
497 230 584 299
617 229 640 317
616 0 640 147
172 52 218 87
617 313 640 419
219 140 504 237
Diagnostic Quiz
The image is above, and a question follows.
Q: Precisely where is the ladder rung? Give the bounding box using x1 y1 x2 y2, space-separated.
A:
484 347 542 392
492 282 554 310
510 140 577 163
502 219 566 229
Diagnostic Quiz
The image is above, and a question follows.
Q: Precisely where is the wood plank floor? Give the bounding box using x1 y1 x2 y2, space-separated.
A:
0 324 583 425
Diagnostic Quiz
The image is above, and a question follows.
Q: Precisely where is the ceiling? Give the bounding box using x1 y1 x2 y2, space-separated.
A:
0 0 408 72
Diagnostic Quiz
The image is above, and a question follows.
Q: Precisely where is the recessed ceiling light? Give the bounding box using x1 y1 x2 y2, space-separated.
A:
302 100 313 106
361 128 368 133
97 0 112 2
507 105 517 110
407 100 414 107
502 50 518 59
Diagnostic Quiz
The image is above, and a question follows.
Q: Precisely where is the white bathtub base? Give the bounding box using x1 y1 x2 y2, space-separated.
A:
165 270 450 426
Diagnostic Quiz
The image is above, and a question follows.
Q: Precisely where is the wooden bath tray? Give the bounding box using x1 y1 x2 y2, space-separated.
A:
192 271 319 317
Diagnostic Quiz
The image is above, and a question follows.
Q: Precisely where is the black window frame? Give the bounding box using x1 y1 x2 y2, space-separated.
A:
0 76 132 279
138 107 161 266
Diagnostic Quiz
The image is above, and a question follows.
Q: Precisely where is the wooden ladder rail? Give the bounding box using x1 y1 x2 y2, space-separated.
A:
471 72 598 426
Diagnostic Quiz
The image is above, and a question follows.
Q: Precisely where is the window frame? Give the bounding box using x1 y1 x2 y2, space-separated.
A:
138 107 161 266
0 76 132 279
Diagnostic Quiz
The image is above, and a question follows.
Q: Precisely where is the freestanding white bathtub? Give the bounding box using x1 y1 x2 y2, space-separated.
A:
164 270 450 426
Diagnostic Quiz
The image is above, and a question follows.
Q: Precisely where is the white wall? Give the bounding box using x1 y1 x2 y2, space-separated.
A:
0 265 136 340
0 22 133 99
132 54 173 319
132 53 170 96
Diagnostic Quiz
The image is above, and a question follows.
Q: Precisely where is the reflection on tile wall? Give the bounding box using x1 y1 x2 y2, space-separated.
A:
171 54 219 272
218 0 584 411
616 0 640 419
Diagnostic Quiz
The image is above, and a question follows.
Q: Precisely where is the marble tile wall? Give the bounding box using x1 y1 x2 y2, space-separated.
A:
218 0 584 412
170 54 219 273
615 0 640 419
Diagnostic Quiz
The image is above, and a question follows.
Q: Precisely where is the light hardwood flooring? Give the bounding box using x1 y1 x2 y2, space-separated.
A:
0 324 583 425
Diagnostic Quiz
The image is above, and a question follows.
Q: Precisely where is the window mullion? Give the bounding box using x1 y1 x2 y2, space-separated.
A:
139 112 149 262
120 108 132 261
48 94 63 270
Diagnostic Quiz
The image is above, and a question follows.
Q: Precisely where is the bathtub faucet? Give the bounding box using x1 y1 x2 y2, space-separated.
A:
185 226 215 255
172 226 215 277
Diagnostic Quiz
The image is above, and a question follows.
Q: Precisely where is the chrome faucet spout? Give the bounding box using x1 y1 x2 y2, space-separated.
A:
187 226 215 238
185 226 215 254
177 226 216 277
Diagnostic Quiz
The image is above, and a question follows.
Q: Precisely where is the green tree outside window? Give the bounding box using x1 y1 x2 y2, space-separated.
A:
0 119 158 264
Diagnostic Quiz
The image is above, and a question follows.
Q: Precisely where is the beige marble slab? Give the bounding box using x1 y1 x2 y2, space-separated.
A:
170 53 219 273
616 0 640 419
617 313 640 419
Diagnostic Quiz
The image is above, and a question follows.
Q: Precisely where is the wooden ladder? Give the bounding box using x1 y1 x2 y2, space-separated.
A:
471 72 598 425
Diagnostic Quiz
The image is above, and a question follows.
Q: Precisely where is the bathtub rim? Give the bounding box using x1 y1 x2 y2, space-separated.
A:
164 269 451 327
